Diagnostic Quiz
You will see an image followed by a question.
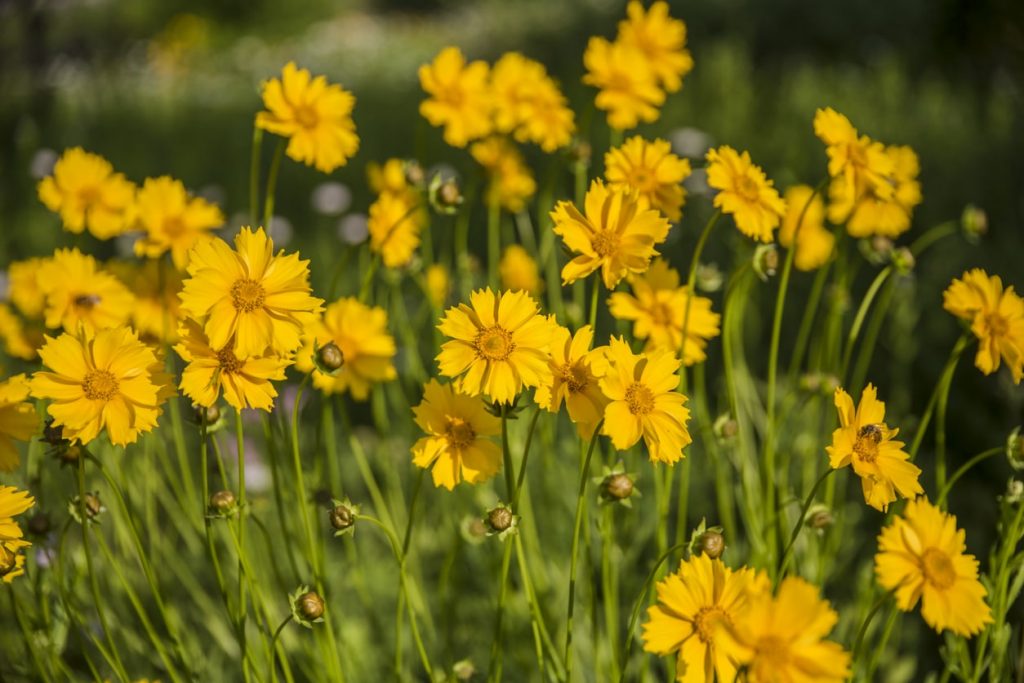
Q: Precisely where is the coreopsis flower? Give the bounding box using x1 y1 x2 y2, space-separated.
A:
551 179 671 290
535 324 609 440
255 62 359 173
826 384 923 512
608 259 720 365
814 107 894 223
943 269 1024 384
836 145 922 238
30 326 168 446
175 318 289 412
367 158 418 200
513 77 575 153
705 146 786 243
583 37 664 131
642 554 768 682
0 375 38 472
179 227 323 359
295 297 397 400
490 53 575 152
498 245 543 296
616 0 693 93
720 577 850 682
419 46 493 148
876 497 993 637
436 289 554 405
367 192 424 269
108 261 183 344
778 185 835 271
599 336 691 464
39 248 134 333
36 147 136 239
423 264 450 309
470 137 537 213
133 176 225 269
411 379 502 490
0 305 41 361
7 258 48 319
604 136 691 222
0 486 34 584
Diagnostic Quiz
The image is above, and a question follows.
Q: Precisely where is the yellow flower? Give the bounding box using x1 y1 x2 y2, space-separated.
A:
423 264 450 310
608 259 720 365
599 337 691 464
491 53 575 152
0 304 42 361
37 147 135 239
411 379 502 490
133 176 224 270
256 62 359 173
605 136 691 222
827 384 923 512
840 145 922 238
705 146 786 243
436 289 554 405
175 318 289 412
535 324 609 440
295 297 397 400
616 0 693 93
367 158 416 199
721 576 850 682
513 77 575 153
778 185 835 271
180 227 323 359
642 554 768 683
108 261 183 344
876 497 993 637
470 137 537 213
39 249 134 333
419 47 492 148
583 37 664 131
30 326 167 446
551 179 671 290
943 269 1024 384
0 375 38 472
367 192 424 269
499 245 543 297
0 485 34 584
7 258 48 319
814 107 895 223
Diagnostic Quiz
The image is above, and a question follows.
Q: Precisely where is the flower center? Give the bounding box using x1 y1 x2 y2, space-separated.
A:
625 382 655 416
735 175 761 202
294 104 319 129
921 547 957 590
984 312 1009 337
216 347 242 374
753 636 791 671
693 606 729 644
591 230 620 258
230 278 266 313
78 185 101 206
83 369 119 401
848 142 869 168
163 216 187 238
629 168 656 192
73 293 102 310
473 326 515 361
853 423 883 463
559 363 590 394
444 417 476 450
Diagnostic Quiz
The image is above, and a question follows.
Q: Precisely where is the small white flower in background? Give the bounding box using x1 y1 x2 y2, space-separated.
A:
670 127 712 159
338 213 368 245
29 149 58 180
311 182 351 216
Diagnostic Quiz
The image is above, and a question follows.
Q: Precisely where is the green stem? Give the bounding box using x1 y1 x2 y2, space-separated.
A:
262 139 286 229
851 589 894 665
787 258 832 381
776 468 835 581
235 409 250 678
840 265 893 382
908 334 970 461
588 275 601 333
909 220 957 256
938 447 1004 508
270 615 294 683
249 124 264 225
488 534 515 683
9 586 52 683
488 199 501 289
680 210 721 372
359 254 380 304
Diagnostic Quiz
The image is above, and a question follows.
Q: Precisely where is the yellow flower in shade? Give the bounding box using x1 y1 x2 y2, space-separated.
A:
39 249 134 333
470 137 537 213
551 179 671 290
583 37 665 131
778 185 835 271
30 327 168 446
617 0 693 93
37 147 135 239
0 305 42 361
295 297 397 400
175 318 289 412
814 108 895 222
180 227 323 359
0 485 34 584
419 47 493 148
256 62 359 174
642 554 769 683
367 192 424 269
367 158 417 199
411 379 502 490
605 136 692 222
876 497 993 636
839 145 922 238
535 324 609 440
608 259 720 365
827 384 923 512
513 77 575 153
490 53 575 152
133 176 224 270
107 261 183 344
721 576 850 683
436 289 554 405
499 245 543 297
943 269 1024 384
7 258 48 319
599 337 691 464
0 375 38 472
705 146 786 243
423 264 450 310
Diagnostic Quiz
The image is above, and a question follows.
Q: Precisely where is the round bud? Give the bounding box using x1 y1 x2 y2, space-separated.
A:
699 530 725 559
83 493 102 520
871 236 894 258
486 506 513 533
439 180 462 207
961 204 988 239
26 512 51 537
209 490 237 514
329 503 354 531
1006 428 1024 471
318 342 344 371
59 444 83 466
807 505 834 530
601 473 635 501
891 247 915 274
569 140 592 167
296 591 325 621
194 403 221 425
453 660 477 680
404 160 425 187
752 244 778 281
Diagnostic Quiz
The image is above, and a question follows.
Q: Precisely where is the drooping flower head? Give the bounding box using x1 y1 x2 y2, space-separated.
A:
37 147 136 239
133 176 225 270
256 62 359 173
943 269 1024 384
616 0 693 93
875 497 993 637
39 249 135 334
778 185 835 271
0 375 38 472
705 146 786 243
470 137 537 213
419 47 493 148
367 192 425 269
605 136 692 222
411 380 502 490
814 107 894 223
583 37 665 131
535 324 609 440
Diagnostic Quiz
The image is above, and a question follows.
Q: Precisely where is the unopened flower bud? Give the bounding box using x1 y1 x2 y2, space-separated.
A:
752 244 778 281
713 413 738 442
961 205 987 242
83 493 102 519
486 506 514 534
600 473 635 502
453 659 476 680
297 590 325 621
568 140 592 167
209 490 237 516
807 504 834 531
193 403 221 425
891 247 915 274
69 492 104 523
403 160 425 188
698 530 725 559
330 503 354 531
695 263 724 293
1005 479 1024 505
1007 428 1024 471
429 174 463 215
318 342 344 372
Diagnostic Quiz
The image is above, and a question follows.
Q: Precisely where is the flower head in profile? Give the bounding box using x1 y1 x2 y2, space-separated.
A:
944 269 1024 384
39 249 134 333
499 245 543 297
814 108 894 221
180 227 323 359
412 380 502 490
605 136 692 222
552 179 671 290
37 147 136 239
419 47 492 148
0 486 34 584
583 37 664 131
256 62 359 173
133 176 224 269
834 145 922 238
876 497 992 637
470 137 537 213
778 185 835 271
367 192 425 269
0 375 38 472
295 297 397 400
436 289 554 405
827 384 923 511
642 554 768 682
535 325 609 440
7 258 48 319
616 1 693 93
599 337 691 464
705 146 786 243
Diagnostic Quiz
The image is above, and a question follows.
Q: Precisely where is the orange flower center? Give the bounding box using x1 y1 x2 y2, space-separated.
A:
591 230 620 258
294 104 319 129
444 417 476 450
474 326 515 361
73 293 102 310
693 606 729 644
83 369 119 401
231 278 266 313
625 382 655 416
984 312 1008 337
78 185 101 206
735 174 761 202
853 423 883 463
628 167 656 192
559 363 590 394
217 347 242 374
921 547 957 590
163 216 187 238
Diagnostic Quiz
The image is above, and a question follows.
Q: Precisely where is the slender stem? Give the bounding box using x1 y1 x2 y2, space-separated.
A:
249 124 263 225
680 210 721 373
501 406 514 502
270 615 294 683
288 375 318 577
787 258 832 381
908 334 970 460
9 586 52 683
513 533 549 679
777 468 835 581
488 535 515 683
937 446 1003 507
512 408 542 510
235 409 250 678
840 265 893 382
359 254 380 304
588 275 601 333
262 139 286 229
909 220 957 256
851 589 894 664
488 199 501 289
